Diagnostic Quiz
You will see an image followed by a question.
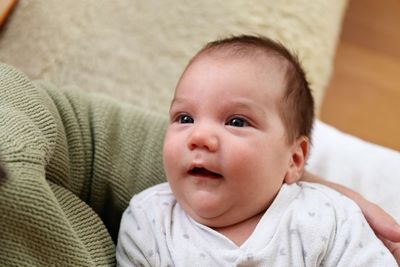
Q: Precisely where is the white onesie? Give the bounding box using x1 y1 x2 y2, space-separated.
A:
116 182 397 266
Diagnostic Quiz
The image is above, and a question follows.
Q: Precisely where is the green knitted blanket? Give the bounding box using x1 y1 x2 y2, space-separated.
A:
0 63 167 266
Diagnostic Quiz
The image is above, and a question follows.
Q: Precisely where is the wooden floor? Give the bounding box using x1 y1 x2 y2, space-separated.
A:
321 0 400 151
0 0 16 27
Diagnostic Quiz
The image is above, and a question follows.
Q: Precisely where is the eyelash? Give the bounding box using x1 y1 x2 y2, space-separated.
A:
173 113 251 128
225 116 250 127
176 114 194 124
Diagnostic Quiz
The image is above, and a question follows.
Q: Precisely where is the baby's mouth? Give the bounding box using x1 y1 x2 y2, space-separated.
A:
188 167 223 179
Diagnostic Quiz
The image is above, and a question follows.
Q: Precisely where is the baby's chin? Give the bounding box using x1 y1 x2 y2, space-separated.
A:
177 197 233 228
179 201 246 229
180 196 268 233
190 213 241 230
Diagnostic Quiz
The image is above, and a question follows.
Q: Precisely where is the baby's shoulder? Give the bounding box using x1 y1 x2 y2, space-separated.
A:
284 182 364 227
128 182 176 215
274 182 366 257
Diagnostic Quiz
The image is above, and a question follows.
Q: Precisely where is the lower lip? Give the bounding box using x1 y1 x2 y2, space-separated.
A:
188 172 223 180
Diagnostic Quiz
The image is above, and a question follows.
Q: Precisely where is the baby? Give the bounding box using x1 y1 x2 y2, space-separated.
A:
116 35 397 266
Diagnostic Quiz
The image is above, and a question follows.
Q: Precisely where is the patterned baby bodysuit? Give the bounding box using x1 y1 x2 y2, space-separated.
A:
116 182 397 266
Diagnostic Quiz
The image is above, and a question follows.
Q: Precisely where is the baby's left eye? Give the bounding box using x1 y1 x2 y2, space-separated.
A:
226 117 249 127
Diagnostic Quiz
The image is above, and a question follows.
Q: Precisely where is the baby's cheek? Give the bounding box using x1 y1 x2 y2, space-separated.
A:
163 139 184 177
163 140 175 169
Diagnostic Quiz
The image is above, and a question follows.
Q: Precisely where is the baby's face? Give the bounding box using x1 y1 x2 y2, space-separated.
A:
163 54 296 228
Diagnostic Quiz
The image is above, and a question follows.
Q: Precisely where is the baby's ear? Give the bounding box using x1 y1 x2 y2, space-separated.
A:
284 136 309 184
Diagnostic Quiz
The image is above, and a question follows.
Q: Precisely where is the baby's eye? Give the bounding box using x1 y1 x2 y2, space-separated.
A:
226 117 249 127
177 114 194 124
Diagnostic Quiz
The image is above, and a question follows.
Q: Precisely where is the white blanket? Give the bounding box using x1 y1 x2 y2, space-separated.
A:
308 120 400 221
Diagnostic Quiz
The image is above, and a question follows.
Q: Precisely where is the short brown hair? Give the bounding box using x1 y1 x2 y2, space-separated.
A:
186 35 314 143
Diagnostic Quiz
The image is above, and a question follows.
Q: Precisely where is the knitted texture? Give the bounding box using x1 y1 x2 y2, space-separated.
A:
0 0 347 115
0 63 167 266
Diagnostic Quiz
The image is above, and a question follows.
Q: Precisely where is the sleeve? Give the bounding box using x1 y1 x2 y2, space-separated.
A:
0 63 167 265
37 79 168 241
116 198 159 267
324 212 398 266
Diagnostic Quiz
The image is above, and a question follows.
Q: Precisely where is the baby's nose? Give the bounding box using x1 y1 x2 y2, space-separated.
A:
187 125 218 152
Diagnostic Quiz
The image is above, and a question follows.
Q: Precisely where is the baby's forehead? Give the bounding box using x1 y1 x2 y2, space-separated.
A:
176 52 288 100
193 48 290 75
192 50 289 87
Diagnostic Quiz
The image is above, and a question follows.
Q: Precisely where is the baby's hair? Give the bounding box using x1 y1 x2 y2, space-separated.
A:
186 34 314 143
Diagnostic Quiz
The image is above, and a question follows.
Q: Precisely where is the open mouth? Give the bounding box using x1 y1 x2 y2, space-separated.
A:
188 167 223 179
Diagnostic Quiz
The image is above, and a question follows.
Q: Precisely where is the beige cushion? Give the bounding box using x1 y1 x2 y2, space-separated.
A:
0 0 347 114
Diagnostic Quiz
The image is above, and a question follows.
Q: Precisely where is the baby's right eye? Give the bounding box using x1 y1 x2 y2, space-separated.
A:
177 114 194 124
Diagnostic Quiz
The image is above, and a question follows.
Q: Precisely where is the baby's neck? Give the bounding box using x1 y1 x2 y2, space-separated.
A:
212 211 264 246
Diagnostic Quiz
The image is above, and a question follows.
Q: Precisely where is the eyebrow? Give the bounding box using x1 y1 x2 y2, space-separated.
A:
229 100 267 118
169 97 195 111
170 97 266 117
168 98 181 113
169 97 183 107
